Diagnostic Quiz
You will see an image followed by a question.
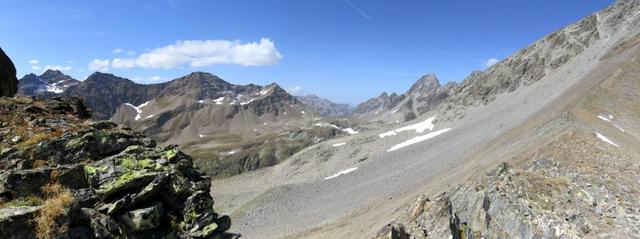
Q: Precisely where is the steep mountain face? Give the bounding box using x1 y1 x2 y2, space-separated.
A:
212 0 640 238
296 95 352 117
62 72 166 120
0 47 17 97
353 74 457 122
0 97 235 238
17 70 80 98
352 92 403 117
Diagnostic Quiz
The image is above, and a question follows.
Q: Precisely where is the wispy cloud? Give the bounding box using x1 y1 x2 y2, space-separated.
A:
108 38 282 69
344 0 371 20
88 59 110 72
29 59 39 65
112 48 123 54
287 86 303 95
484 58 500 68
44 65 73 72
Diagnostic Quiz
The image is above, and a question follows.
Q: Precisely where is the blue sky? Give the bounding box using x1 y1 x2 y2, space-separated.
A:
0 0 614 105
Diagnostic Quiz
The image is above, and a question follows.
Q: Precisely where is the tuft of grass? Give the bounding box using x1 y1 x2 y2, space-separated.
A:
16 130 63 150
34 183 74 239
0 195 44 208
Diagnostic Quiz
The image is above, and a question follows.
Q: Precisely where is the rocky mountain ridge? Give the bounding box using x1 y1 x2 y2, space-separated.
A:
0 97 236 239
17 70 80 99
296 94 352 117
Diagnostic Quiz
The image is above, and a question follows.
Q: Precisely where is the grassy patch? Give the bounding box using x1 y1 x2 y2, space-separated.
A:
34 183 74 239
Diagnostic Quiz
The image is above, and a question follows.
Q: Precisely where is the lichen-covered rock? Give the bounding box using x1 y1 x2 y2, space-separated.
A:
0 164 87 198
0 97 235 238
377 129 640 239
0 206 39 239
0 47 17 98
120 202 164 232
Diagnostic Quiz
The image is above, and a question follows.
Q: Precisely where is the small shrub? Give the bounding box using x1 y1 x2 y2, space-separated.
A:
34 183 74 239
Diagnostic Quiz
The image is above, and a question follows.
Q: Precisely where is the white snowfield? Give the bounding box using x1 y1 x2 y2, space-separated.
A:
45 81 66 93
213 96 226 105
315 123 359 135
379 115 437 138
595 132 619 147
343 128 358 135
387 128 452 152
125 101 150 121
332 142 346 147
324 167 358 180
597 114 625 132
597 115 611 122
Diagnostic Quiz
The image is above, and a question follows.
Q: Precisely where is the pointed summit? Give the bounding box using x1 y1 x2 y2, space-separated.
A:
407 74 440 96
40 69 64 78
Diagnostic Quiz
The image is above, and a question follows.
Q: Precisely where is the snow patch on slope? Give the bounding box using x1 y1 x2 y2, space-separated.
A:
332 142 346 147
380 115 437 138
387 128 452 152
324 167 358 180
125 101 150 121
595 132 619 147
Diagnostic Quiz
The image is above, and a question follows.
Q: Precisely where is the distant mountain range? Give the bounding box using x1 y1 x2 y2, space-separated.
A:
296 94 352 117
16 70 79 99
16 70 354 177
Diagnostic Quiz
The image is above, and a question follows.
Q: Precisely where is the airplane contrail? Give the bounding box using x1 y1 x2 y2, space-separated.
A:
344 0 371 20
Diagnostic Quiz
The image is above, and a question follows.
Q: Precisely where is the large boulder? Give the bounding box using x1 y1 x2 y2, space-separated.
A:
0 48 17 97
0 206 39 239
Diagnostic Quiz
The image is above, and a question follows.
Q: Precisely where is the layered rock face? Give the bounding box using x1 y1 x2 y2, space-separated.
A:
0 97 234 238
0 48 17 97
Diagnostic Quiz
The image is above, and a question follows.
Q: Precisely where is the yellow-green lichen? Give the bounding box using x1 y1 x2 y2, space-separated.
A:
166 149 178 161
96 171 157 197
201 222 218 236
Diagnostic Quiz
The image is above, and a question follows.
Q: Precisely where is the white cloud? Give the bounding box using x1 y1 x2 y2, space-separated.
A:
44 65 72 72
31 65 41 70
287 86 303 95
88 59 110 72
484 58 500 68
110 38 282 69
112 58 136 68
131 76 164 83
126 51 136 56
29 59 39 65
113 48 123 54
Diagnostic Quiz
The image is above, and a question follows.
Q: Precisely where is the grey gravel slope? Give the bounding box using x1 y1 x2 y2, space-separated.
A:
212 1 640 238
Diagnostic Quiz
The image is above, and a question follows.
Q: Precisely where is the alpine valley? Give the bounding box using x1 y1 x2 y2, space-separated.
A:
2 0 640 238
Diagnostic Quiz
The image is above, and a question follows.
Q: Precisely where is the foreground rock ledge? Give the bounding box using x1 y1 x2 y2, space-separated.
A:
0 97 237 238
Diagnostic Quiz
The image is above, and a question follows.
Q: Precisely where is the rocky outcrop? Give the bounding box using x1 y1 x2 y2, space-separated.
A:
376 129 640 238
0 97 235 238
0 48 17 97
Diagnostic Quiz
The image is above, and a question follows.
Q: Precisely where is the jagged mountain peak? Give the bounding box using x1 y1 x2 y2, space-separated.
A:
40 69 64 78
407 74 441 95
